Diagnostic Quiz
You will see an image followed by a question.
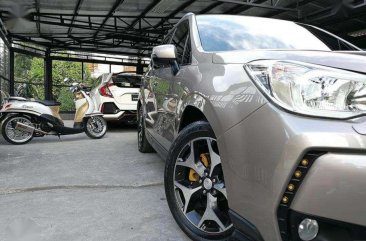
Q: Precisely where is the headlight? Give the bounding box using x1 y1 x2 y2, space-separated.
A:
245 60 366 119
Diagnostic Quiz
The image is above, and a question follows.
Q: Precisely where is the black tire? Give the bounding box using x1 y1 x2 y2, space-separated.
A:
1 115 34 145
137 105 154 153
85 116 107 139
165 121 234 241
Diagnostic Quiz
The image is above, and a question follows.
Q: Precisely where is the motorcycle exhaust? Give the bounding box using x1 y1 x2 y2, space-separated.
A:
15 122 47 135
15 122 35 133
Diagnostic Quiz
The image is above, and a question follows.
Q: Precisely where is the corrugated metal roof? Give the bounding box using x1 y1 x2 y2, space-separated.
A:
0 0 365 57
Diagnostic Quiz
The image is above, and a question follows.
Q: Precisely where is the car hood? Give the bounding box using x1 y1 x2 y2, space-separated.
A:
212 50 366 74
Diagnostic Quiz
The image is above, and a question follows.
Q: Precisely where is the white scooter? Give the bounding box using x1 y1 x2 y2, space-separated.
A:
0 79 107 144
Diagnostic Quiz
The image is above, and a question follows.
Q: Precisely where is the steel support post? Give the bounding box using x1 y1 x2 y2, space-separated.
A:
44 49 53 100
9 48 14 96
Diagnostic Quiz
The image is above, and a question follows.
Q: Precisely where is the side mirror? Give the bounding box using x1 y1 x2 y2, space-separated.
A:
64 78 70 84
151 44 178 74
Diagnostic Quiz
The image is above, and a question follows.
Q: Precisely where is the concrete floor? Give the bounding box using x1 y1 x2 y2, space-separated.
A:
0 121 189 241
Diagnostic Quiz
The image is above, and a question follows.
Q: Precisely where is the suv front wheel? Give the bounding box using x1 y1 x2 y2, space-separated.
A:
165 121 234 241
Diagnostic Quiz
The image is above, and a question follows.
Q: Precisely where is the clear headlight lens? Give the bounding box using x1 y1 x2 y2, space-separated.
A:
245 60 366 119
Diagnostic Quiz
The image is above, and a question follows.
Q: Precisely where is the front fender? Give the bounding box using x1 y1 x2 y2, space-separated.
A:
177 93 224 137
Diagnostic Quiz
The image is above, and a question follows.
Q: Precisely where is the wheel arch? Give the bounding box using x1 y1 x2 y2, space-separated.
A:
178 105 207 132
177 93 221 137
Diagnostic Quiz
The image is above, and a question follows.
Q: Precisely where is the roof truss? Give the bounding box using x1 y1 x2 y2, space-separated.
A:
0 0 365 57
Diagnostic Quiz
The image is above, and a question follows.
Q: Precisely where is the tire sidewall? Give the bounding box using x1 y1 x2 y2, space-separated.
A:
164 121 233 241
1 115 34 145
137 105 154 153
85 116 107 139
137 106 145 151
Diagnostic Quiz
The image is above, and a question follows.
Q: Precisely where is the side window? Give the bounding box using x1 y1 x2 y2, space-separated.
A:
171 20 191 65
162 30 174 44
182 35 191 64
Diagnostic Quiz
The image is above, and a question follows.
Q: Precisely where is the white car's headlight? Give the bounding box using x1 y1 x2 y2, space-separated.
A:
244 60 366 119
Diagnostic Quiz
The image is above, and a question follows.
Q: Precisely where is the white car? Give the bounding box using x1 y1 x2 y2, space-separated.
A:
91 72 141 123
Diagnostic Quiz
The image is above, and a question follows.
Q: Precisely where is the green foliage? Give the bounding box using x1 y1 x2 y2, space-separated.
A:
56 87 75 111
14 53 32 80
14 53 97 111
14 53 44 99
30 57 44 83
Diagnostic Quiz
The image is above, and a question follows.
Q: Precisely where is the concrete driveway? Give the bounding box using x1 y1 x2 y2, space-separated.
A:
0 121 189 241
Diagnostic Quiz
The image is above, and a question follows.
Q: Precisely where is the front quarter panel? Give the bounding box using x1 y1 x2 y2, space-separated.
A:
177 61 268 138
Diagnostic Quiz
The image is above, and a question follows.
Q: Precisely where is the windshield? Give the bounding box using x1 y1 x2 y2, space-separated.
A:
196 15 359 52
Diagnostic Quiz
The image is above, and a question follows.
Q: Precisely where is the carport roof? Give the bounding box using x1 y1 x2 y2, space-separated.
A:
0 0 366 57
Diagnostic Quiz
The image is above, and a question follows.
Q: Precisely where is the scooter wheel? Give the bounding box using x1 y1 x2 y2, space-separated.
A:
85 116 107 139
2 115 34 145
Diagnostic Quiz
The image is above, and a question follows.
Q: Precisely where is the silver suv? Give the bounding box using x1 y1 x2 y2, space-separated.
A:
138 13 366 241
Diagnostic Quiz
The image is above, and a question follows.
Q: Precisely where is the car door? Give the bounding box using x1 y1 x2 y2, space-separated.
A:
161 20 191 151
145 20 191 152
144 30 175 148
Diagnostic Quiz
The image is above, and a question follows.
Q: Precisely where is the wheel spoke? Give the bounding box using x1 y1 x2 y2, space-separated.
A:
206 139 221 176
214 182 227 199
175 181 202 213
198 193 227 231
176 141 206 177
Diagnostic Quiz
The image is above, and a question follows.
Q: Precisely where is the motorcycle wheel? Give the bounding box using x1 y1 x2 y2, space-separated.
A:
2 115 34 145
85 116 107 139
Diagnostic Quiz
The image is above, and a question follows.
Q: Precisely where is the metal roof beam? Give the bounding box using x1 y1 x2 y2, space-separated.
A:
300 6 335 23
1 11 181 19
51 46 150 57
68 0 84 36
264 0 316 18
93 0 125 38
28 17 162 36
154 0 196 28
50 55 149 67
224 0 267 15
199 2 222 14
32 14 164 35
129 0 161 29
220 0 299 13
10 32 154 50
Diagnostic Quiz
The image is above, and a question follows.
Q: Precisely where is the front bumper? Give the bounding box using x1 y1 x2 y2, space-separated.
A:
218 103 366 241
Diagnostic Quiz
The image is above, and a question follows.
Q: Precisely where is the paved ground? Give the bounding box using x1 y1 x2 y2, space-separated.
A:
0 121 189 241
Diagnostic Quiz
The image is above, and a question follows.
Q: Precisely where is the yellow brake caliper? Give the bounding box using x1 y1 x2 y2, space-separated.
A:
188 153 210 182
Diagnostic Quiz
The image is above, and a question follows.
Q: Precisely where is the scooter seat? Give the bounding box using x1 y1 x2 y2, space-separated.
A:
35 100 61 106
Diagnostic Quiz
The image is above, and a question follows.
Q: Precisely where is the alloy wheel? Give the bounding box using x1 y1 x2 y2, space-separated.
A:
173 137 232 234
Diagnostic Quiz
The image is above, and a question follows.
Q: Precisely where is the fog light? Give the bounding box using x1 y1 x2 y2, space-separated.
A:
298 218 319 241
